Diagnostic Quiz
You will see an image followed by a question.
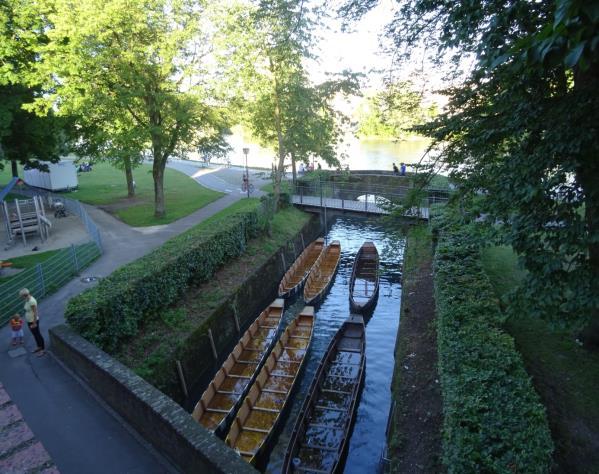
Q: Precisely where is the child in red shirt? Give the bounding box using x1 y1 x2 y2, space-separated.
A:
10 314 24 346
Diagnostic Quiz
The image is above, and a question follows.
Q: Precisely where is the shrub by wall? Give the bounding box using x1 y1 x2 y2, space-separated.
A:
432 207 553 473
66 198 273 353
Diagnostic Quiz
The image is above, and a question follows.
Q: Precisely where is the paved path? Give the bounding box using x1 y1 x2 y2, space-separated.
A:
0 163 270 473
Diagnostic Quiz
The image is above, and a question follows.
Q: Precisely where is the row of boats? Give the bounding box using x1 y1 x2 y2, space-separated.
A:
192 237 381 473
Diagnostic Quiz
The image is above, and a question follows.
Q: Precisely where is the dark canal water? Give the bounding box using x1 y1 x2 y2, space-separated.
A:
265 216 406 473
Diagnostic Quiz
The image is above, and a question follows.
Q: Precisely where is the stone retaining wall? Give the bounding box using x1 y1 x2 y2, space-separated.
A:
49 325 256 474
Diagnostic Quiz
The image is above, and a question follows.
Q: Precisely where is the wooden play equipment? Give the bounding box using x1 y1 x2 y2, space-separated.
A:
2 195 51 246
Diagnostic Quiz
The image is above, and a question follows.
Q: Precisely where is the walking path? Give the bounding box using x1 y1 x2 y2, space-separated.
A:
0 163 270 473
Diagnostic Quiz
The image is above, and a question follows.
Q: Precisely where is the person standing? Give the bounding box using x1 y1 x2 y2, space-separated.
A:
400 162 407 176
19 288 45 356
393 163 399 175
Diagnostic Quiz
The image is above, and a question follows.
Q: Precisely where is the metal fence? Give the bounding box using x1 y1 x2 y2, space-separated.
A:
0 192 103 324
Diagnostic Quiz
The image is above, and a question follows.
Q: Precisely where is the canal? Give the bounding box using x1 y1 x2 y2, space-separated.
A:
265 215 406 473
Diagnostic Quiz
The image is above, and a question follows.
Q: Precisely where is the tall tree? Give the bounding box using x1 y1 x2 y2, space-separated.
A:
0 0 69 177
356 81 435 140
342 0 599 345
31 0 228 217
217 0 356 201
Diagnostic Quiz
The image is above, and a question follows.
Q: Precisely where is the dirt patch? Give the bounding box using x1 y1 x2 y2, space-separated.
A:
388 228 443 473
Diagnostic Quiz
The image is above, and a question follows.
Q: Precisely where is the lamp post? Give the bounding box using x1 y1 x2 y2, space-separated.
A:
243 147 250 198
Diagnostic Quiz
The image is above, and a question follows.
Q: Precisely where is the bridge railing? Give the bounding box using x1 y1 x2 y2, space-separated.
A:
291 181 450 206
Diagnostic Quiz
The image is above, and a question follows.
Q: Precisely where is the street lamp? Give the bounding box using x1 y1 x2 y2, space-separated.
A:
243 147 250 198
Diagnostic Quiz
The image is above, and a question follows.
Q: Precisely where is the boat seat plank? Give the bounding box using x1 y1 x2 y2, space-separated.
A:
205 408 229 414
242 426 270 434
320 388 352 395
261 388 288 395
252 406 279 413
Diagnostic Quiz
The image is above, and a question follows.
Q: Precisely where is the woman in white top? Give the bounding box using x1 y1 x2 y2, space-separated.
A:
19 288 45 356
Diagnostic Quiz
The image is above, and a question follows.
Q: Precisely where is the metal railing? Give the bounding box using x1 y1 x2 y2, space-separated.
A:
0 190 103 324
291 181 449 218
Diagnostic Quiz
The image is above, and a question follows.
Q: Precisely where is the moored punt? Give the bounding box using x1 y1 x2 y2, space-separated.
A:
283 314 366 474
349 241 380 313
303 241 341 305
225 306 315 465
279 237 325 299
192 298 285 438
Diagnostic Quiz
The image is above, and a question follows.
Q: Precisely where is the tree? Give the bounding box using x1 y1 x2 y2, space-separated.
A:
342 0 599 345
0 0 69 177
31 0 228 217
217 0 356 200
356 81 434 140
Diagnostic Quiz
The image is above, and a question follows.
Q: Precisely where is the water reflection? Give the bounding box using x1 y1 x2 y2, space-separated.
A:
266 216 405 473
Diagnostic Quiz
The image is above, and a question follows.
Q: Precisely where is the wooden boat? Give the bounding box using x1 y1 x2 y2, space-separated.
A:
225 306 315 465
282 314 366 474
279 237 325 298
192 298 285 438
303 241 341 305
349 241 380 313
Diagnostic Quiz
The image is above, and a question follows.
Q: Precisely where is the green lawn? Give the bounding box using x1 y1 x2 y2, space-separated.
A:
481 245 599 472
0 249 62 284
2 162 224 227
73 163 224 226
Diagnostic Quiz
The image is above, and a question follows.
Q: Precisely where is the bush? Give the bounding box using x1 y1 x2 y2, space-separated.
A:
432 207 553 473
66 199 273 352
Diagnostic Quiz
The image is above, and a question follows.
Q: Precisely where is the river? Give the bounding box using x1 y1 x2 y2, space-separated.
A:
265 215 405 473
196 134 430 172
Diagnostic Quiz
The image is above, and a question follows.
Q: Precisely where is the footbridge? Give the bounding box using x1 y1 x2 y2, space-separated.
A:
289 175 450 220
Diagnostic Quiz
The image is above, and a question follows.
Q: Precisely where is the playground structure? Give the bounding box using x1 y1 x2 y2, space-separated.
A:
2 195 52 246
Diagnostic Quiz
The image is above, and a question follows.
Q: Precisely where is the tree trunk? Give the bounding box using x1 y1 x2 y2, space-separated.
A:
270 56 285 211
153 161 165 218
124 156 135 198
291 154 297 184
11 160 18 178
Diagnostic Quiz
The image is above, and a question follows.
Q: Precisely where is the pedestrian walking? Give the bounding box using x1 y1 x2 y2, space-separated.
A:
19 288 45 356
393 163 399 175
400 162 407 176
9 314 24 346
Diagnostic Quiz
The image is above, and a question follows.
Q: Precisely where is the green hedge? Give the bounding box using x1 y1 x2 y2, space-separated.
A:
65 198 273 352
432 208 553 473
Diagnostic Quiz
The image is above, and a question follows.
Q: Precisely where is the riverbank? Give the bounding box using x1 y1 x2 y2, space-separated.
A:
387 225 443 472
481 246 599 473
116 203 315 399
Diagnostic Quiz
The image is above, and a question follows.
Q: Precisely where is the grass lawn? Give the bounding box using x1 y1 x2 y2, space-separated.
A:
0 249 62 283
72 163 223 226
1 162 224 227
481 245 599 473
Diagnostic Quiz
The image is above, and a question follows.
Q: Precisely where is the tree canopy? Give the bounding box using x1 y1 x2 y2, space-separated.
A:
0 0 69 176
342 0 599 341
30 0 229 217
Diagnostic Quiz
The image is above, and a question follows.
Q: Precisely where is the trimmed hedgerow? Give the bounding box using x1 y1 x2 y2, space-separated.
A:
432 207 553 473
65 198 273 353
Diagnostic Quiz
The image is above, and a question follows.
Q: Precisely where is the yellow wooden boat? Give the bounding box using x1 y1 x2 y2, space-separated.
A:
303 241 341 305
192 298 285 437
278 237 325 298
225 306 315 465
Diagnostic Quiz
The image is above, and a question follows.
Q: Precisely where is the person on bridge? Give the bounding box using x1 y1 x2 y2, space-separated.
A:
393 163 399 175
400 163 407 176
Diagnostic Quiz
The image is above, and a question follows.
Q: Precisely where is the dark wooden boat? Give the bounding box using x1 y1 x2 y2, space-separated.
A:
192 298 285 438
279 237 325 298
225 306 315 465
303 241 341 305
349 241 379 313
282 314 366 474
